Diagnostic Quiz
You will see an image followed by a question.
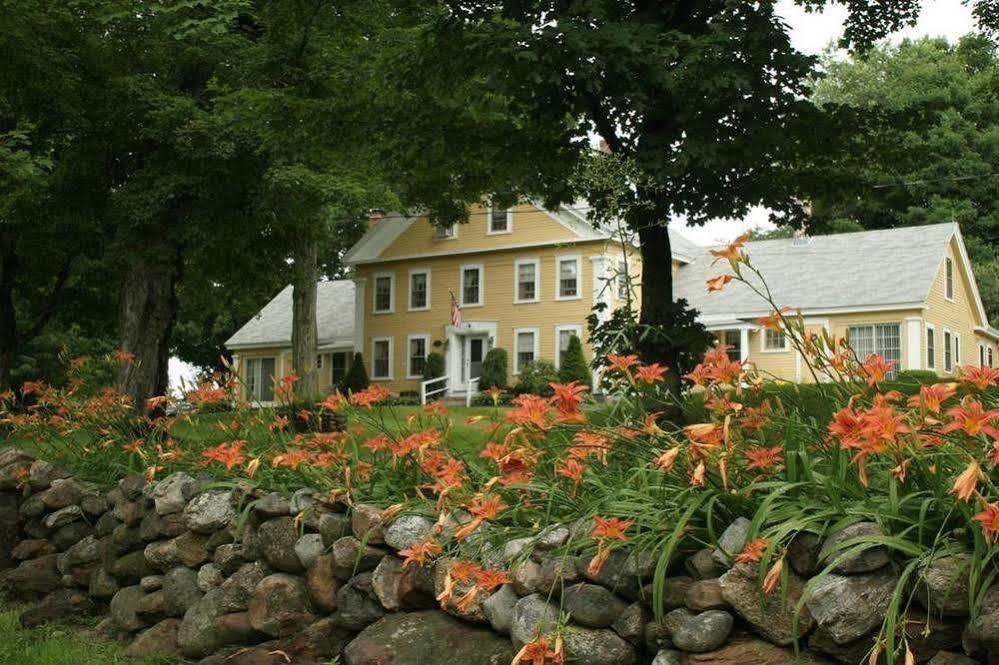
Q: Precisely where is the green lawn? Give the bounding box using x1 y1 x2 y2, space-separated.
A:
0 602 175 665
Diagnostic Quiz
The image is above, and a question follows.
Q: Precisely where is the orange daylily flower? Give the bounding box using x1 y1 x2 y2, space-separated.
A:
202 440 247 470
952 460 982 502
762 557 784 594
735 538 768 564
958 365 999 391
906 383 957 414
942 400 999 438
606 354 640 375
706 274 732 292
655 447 681 473
709 234 749 265
860 354 894 386
635 363 669 384
512 634 565 665
743 446 784 471
592 516 633 541
550 381 588 416
398 539 443 568
973 503 999 543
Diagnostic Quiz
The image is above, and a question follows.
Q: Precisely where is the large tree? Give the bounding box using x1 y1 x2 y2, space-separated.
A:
807 35 999 324
380 1 998 384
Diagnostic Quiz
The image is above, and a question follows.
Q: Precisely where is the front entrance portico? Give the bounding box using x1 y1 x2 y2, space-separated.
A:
444 321 497 394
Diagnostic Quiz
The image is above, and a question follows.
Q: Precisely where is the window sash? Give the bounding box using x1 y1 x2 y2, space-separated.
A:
517 263 536 301
246 358 275 402
330 353 348 384
849 323 901 378
558 259 578 298
763 329 787 351
724 331 742 360
489 207 509 232
945 258 954 300
926 329 935 368
944 332 953 371
373 341 391 378
374 276 392 311
462 268 481 305
409 338 427 377
410 273 428 309
515 332 536 372
435 224 456 239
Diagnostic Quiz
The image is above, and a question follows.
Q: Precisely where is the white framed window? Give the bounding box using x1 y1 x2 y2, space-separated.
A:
761 328 788 352
555 325 582 369
245 357 276 402
944 329 953 372
407 335 429 379
373 272 394 313
926 324 935 369
371 337 393 380
849 323 902 378
514 328 539 374
434 223 457 239
514 258 540 304
955 333 961 365
981 344 987 367
408 269 430 311
945 257 954 301
616 259 629 300
460 264 483 307
330 352 349 385
556 255 581 300
989 346 994 367
488 204 512 235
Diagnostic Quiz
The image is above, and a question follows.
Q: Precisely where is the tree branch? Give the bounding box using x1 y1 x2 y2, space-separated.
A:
23 254 77 344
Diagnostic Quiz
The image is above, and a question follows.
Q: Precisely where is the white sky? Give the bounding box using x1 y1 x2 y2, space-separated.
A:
682 0 977 246
169 0 980 389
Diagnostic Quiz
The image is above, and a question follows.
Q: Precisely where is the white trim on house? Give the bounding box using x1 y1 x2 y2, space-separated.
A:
905 317 922 371
408 268 431 312
352 277 365 354
589 255 612 322
434 223 458 240
372 271 395 314
554 324 583 369
371 336 394 381
555 254 582 301
486 204 513 235
513 257 541 304
513 327 540 375
406 334 430 379
459 263 484 308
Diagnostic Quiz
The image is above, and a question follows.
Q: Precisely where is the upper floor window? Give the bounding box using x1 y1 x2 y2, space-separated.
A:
926 326 935 369
515 258 539 303
762 328 787 352
488 205 512 234
373 273 394 313
435 224 456 239
557 256 581 300
409 270 430 310
617 259 629 299
944 330 953 371
461 265 483 306
945 257 954 300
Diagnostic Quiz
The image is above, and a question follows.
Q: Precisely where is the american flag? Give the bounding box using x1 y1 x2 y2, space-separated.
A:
449 290 462 327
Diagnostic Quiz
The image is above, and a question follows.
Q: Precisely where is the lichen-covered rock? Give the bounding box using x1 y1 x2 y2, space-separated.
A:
2 553 62 596
928 652 980 665
257 516 304 573
89 566 120 599
216 561 270 613
124 618 181 659
247 573 316 638
306 553 340 613
198 563 224 592
511 558 542 596
343 610 516 665
162 566 203 617
612 602 648 646
537 555 581 592
564 582 628 628
150 472 196 515
139 510 186 541
664 608 734 653
318 512 351 547
110 585 148 631
43 504 83 530
330 536 386 580
214 543 246 575
917 553 971 617
351 504 386 544
335 571 385 631
685 578 729 611
294 533 324 569
685 636 832 664
561 624 637 665
177 589 226 657
483 584 518 635
817 522 890 574
712 518 752 568
686 548 728 580
383 514 434 551
12 539 56 561
253 492 291 518
110 549 156 584
578 548 656 599
510 593 560 647
805 567 897 644
652 650 686 665
183 489 236 534
718 563 814 646
135 589 168 621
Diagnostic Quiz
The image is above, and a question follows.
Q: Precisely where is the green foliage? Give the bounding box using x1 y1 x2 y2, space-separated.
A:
422 352 446 382
515 359 557 396
342 353 370 393
479 348 508 390
808 35 999 324
557 335 591 386
895 369 941 384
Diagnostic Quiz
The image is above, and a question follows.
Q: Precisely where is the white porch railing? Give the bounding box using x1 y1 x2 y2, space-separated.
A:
420 376 449 405
465 378 479 408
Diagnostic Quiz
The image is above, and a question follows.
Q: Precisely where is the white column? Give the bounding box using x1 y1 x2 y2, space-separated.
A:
905 317 922 370
352 277 366 355
739 328 750 364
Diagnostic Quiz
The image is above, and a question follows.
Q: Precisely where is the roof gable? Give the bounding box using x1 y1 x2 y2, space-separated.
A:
225 280 355 349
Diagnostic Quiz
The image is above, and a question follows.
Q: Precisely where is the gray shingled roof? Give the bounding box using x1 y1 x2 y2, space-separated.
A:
675 223 958 319
225 280 355 349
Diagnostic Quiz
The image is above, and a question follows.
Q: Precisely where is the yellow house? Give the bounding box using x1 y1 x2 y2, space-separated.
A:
226 202 998 401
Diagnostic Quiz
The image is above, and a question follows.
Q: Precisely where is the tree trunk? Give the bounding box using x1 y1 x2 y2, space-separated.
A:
117 245 181 414
291 232 320 400
0 230 17 389
637 220 683 398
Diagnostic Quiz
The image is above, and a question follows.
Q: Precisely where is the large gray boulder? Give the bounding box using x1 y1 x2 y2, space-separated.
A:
149 472 197 515
564 582 628 628
712 518 752 568
805 567 897 644
917 553 971 617
664 608 733 653
183 490 236 534
383 514 434 551
817 522 890 574
257 516 304 573
343 610 516 665
718 563 814 645
247 573 316 637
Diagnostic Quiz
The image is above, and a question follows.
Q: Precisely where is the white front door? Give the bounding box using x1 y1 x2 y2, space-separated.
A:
458 334 489 391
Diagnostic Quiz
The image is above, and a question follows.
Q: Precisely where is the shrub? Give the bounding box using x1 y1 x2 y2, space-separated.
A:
895 369 940 384
342 352 370 393
479 348 508 390
557 336 592 387
422 352 446 381
515 359 557 396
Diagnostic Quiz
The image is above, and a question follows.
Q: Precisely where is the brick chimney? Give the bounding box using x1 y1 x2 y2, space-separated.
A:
368 209 385 228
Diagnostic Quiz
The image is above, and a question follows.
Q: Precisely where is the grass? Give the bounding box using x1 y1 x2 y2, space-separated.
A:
0 601 176 665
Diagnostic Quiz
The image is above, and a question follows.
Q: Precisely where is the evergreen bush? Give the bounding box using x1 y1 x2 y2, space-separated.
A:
479 348 508 390
342 352 370 393
557 335 592 386
422 351 446 381
515 359 557 396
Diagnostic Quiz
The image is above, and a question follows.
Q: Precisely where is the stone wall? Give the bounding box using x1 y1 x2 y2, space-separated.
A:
0 447 991 665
